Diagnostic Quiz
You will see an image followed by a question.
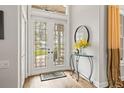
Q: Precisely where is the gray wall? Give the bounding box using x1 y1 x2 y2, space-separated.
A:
0 5 19 88
70 5 100 87
99 6 108 87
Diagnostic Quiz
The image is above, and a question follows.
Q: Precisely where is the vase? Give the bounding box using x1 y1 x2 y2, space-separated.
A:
79 48 85 55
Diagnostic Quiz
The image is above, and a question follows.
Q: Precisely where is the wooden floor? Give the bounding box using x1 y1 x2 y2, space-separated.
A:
24 71 96 88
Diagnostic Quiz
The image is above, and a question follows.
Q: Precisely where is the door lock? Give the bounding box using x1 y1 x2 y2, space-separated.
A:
51 51 53 54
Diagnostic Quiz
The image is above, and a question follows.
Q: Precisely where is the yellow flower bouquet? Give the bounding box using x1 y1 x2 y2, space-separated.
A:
74 40 90 50
73 40 90 54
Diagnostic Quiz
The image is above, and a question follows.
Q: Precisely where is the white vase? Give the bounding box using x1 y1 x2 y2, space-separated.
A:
80 48 86 55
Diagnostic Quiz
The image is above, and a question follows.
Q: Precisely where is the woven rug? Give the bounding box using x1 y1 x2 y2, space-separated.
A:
41 71 66 81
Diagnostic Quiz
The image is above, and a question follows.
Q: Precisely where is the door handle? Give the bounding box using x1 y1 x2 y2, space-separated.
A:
48 52 50 54
51 51 53 54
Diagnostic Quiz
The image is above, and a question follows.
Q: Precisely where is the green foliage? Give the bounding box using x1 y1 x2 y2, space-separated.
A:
34 49 48 56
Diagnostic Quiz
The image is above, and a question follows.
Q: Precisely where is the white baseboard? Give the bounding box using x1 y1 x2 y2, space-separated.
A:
121 76 124 81
79 73 99 87
99 81 108 88
93 80 99 88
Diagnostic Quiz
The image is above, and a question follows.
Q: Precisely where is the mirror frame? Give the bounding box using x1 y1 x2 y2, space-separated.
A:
74 25 90 54
74 25 90 43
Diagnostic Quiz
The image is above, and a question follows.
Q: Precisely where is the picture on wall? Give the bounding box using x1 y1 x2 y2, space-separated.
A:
0 10 4 39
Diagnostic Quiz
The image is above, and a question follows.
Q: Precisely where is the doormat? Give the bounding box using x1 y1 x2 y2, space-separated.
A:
41 71 66 81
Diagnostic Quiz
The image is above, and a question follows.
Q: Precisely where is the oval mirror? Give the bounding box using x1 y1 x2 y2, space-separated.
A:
74 25 90 43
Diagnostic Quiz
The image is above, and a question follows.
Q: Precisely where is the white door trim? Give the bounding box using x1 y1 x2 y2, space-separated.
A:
27 5 70 76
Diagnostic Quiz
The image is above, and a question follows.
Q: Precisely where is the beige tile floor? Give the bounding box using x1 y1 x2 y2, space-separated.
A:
24 71 96 88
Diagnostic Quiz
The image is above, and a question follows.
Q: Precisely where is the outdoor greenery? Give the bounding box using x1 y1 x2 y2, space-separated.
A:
34 49 48 56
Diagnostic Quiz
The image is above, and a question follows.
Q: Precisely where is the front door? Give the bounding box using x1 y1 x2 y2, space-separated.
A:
30 15 67 75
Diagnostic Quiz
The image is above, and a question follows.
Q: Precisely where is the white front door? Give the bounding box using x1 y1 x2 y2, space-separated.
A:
30 15 67 75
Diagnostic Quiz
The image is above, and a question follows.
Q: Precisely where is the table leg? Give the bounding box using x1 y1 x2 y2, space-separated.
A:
88 57 93 83
76 56 80 81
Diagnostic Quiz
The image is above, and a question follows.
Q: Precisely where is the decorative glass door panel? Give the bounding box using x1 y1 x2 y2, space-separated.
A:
54 24 64 65
31 16 67 74
33 21 48 67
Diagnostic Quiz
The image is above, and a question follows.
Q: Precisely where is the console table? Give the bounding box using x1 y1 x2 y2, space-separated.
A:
70 53 94 83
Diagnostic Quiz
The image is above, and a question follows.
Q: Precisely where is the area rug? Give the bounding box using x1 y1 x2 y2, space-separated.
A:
41 71 66 81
